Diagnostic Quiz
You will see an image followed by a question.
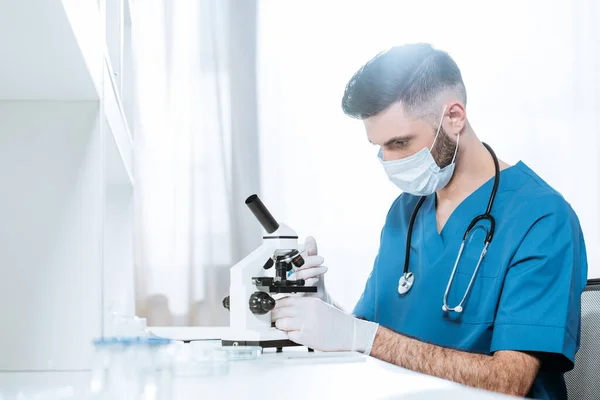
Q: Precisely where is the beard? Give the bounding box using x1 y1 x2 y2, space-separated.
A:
430 127 458 168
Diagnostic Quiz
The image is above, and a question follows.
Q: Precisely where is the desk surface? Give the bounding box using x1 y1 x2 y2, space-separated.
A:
173 348 512 400
153 326 513 400
0 328 515 399
0 354 512 400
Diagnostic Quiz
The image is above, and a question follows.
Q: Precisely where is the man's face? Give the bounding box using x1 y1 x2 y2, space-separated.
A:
364 102 456 168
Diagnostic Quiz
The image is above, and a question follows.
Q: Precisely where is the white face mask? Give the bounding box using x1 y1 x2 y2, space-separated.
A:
378 106 459 196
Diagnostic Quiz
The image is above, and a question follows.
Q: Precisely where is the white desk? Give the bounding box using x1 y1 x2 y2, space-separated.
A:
173 349 512 400
0 328 515 399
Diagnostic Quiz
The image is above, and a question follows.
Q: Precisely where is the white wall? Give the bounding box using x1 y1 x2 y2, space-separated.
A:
257 0 600 311
0 102 103 370
103 183 135 334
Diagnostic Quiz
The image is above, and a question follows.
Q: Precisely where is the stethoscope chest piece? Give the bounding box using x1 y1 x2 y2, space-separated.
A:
398 272 414 295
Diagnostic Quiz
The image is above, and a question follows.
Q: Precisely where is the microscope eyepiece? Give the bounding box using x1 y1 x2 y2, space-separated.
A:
245 194 280 234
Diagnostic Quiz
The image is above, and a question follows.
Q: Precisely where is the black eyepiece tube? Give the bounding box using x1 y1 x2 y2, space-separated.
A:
245 194 280 234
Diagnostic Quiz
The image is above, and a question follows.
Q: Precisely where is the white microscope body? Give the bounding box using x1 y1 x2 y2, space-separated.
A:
221 195 315 348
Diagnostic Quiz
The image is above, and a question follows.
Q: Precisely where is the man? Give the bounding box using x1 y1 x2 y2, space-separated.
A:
272 43 587 399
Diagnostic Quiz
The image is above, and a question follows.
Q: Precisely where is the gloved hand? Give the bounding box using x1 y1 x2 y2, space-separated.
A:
272 296 379 354
288 236 331 304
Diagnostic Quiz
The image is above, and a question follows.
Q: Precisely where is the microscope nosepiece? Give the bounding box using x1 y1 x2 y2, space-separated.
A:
291 252 304 268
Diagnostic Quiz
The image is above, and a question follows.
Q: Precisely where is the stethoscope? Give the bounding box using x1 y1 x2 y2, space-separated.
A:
398 143 500 313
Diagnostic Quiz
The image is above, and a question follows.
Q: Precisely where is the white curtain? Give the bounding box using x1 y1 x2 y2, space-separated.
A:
132 0 261 326
257 0 600 311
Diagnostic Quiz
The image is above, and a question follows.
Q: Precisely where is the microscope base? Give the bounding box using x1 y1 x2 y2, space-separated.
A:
221 338 301 349
220 327 304 350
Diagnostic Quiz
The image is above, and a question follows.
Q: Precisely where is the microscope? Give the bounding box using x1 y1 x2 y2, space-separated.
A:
221 194 316 350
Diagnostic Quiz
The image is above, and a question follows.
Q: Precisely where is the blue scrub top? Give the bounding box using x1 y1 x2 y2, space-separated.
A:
354 161 588 400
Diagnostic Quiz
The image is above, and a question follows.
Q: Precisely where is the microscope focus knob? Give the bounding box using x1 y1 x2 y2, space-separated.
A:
222 295 230 310
249 291 276 315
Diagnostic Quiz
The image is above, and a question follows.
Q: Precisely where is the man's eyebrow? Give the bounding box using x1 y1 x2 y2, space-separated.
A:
382 134 415 147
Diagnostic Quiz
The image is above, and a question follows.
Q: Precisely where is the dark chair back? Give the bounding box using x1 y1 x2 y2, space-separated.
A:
565 279 600 400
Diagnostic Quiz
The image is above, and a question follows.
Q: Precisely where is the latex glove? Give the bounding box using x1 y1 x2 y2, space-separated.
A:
288 236 331 304
272 297 379 354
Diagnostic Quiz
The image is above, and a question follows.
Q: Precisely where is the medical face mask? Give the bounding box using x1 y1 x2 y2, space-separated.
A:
378 106 459 196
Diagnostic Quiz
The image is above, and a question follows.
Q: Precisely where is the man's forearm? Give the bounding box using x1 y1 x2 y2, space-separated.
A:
370 326 539 397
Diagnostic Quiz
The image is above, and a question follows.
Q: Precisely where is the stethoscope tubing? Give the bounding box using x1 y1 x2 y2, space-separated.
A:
400 143 500 313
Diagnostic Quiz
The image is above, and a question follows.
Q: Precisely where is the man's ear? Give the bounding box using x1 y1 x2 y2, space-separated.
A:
446 102 466 135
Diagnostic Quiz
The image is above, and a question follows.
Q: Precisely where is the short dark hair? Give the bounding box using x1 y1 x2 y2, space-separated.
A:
341 43 466 123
